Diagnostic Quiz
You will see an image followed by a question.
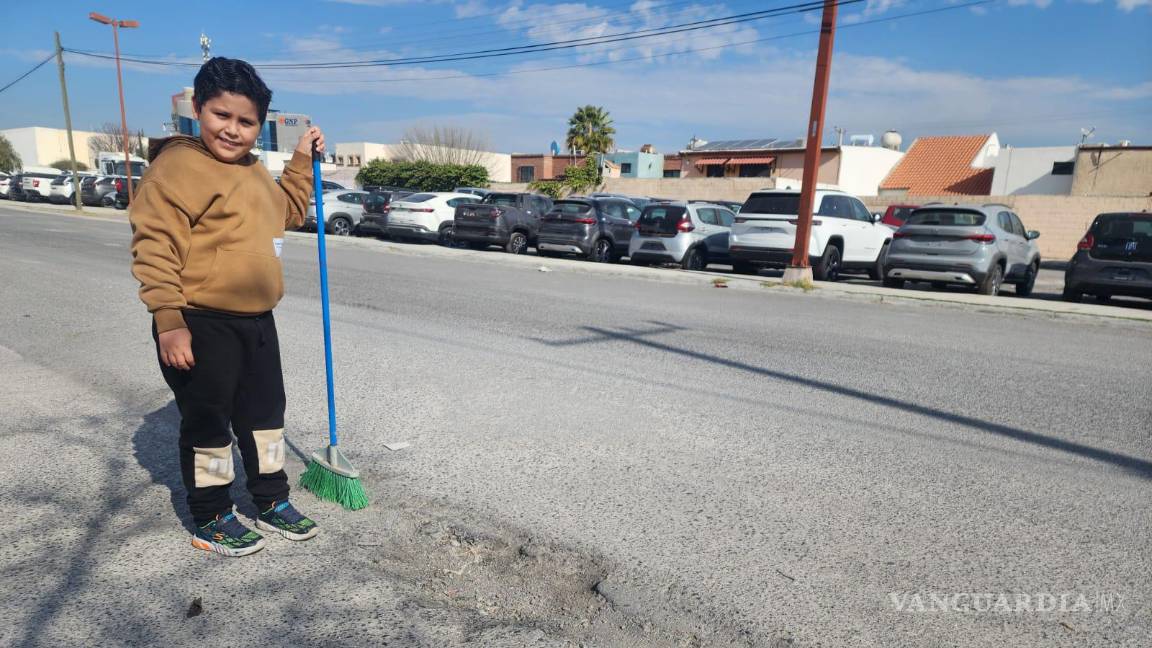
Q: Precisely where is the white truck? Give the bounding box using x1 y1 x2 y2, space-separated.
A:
728 189 893 280
96 151 147 178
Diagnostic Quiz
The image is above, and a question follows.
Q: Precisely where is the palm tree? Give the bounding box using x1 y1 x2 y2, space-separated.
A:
565 105 616 155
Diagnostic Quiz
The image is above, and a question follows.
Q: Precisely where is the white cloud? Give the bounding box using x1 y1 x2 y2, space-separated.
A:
1116 0 1150 9
1006 0 1054 8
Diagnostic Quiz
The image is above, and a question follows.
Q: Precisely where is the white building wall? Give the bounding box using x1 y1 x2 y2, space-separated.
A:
971 132 1001 168
1 127 104 169
835 146 905 196
990 146 1075 195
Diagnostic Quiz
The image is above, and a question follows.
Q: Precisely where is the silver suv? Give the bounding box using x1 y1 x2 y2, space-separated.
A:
883 203 1041 296
628 202 736 270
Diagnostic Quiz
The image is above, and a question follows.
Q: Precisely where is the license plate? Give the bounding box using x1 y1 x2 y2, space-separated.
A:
756 227 785 234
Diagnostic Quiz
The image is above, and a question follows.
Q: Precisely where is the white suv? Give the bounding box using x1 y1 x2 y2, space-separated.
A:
728 189 892 280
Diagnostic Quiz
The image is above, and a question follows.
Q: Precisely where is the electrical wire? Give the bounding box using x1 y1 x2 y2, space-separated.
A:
0 54 56 96
63 0 865 71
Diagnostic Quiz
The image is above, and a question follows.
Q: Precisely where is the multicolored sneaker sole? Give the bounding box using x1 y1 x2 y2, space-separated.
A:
256 501 320 541
192 512 267 557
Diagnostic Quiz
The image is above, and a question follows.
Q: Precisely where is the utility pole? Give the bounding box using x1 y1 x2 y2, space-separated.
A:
785 0 839 284
54 32 83 211
89 12 139 206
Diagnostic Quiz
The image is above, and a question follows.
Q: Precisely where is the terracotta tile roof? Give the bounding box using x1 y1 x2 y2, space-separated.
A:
880 135 994 195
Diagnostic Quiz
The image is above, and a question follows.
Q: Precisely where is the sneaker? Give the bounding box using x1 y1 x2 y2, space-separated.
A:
256 501 320 541
192 511 267 557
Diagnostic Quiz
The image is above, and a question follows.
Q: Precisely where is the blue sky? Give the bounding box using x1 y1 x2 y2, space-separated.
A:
1 0 1149 154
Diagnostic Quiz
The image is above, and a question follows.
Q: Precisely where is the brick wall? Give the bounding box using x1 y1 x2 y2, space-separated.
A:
861 195 1152 261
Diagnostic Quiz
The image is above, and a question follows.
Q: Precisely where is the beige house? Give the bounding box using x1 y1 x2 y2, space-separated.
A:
1070 145 1152 197
0 126 119 170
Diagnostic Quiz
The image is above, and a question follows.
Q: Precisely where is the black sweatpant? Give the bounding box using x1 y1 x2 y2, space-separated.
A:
154 309 290 526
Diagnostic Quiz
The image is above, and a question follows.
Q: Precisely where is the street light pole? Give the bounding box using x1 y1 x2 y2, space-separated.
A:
785 0 838 284
89 12 139 206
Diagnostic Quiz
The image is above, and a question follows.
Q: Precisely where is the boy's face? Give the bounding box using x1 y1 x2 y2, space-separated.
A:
193 92 262 163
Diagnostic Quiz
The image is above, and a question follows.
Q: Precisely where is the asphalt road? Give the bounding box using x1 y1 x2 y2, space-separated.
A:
1 206 1150 647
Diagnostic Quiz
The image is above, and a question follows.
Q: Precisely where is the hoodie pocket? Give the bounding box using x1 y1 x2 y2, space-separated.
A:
193 247 284 313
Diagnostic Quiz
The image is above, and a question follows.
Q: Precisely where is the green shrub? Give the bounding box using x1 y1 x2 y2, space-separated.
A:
355 159 489 192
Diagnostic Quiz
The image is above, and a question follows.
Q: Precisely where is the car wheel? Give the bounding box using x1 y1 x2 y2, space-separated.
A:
681 247 706 271
1014 262 1038 297
1062 286 1082 302
328 216 352 236
437 224 455 247
882 277 904 289
868 243 889 280
589 238 613 263
101 195 115 207
1095 294 1112 303
732 260 756 275
506 231 529 254
814 244 841 281
978 264 1004 296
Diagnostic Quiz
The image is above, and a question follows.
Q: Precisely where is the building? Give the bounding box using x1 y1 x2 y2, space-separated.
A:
335 141 512 183
0 126 119 170
509 154 587 183
677 137 905 196
599 150 665 179
990 146 1077 195
1070 144 1152 197
879 133 1000 197
171 87 311 154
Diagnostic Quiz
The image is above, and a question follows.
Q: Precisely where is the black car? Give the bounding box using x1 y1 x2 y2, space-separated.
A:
112 177 142 209
536 197 641 262
358 188 416 236
7 173 25 201
1064 212 1152 303
453 192 553 254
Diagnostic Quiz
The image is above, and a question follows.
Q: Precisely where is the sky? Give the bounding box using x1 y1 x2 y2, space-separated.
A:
1 0 1149 155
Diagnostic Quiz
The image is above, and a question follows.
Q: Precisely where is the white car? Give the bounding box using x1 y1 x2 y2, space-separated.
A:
19 167 67 202
304 190 371 236
386 192 481 245
0 173 10 199
49 173 92 204
728 189 893 280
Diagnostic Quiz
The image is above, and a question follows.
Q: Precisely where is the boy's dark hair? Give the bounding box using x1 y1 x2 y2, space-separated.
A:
192 57 273 124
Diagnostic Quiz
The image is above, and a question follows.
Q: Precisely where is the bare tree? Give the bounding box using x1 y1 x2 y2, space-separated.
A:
396 125 492 166
88 122 147 159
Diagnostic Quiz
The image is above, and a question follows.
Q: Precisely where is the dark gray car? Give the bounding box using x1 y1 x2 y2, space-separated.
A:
1064 212 1152 303
453 192 553 254
536 198 641 262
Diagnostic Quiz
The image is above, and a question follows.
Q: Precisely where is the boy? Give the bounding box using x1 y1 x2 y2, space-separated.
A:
131 57 323 557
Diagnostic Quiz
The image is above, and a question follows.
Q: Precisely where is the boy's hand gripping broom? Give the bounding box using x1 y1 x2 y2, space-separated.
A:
298 141 369 510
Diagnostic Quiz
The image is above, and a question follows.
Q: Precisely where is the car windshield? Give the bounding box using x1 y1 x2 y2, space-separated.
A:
485 193 520 207
906 210 986 226
401 193 436 203
551 201 593 215
637 205 686 234
742 193 801 215
891 206 917 222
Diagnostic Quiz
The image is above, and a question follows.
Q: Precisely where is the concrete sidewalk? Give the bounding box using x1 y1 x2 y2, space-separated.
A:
7 199 1149 323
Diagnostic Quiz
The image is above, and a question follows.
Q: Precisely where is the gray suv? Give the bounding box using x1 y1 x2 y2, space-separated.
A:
883 203 1041 296
628 202 736 270
537 197 640 262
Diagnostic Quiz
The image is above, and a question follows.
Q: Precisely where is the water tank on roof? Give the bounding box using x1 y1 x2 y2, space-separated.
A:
881 130 902 151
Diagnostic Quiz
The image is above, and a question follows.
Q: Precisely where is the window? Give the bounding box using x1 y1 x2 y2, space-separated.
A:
706 164 725 178
850 199 873 222
486 193 519 207
697 207 719 225
620 163 633 175
663 169 681 178
997 211 1014 234
742 193 801 215
817 195 849 218
403 193 436 203
1051 161 1074 175
737 163 772 178
716 209 735 227
446 197 478 208
906 210 986 226
625 205 641 222
517 165 535 183
1009 212 1027 238
602 201 626 219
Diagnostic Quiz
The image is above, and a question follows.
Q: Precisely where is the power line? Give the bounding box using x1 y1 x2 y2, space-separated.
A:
0 54 56 96
64 0 865 71
258 0 997 85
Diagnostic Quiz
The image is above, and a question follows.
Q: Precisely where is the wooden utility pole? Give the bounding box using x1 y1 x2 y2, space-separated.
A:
54 32 83 211
785 0 839 283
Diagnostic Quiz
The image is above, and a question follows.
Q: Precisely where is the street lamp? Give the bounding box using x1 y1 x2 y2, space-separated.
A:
89 11 139 206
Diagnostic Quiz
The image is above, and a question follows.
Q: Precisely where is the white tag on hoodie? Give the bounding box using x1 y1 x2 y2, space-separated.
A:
273 237 284 258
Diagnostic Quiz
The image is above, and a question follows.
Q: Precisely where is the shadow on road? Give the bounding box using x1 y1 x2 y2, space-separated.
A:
531 321 1152 480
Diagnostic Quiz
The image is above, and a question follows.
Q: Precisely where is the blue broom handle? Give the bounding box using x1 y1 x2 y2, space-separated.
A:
311 146 339 447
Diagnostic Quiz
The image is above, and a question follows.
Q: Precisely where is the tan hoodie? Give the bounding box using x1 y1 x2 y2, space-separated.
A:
129 136 313 333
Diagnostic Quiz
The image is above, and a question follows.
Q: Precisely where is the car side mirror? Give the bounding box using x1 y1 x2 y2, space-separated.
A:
871 212 883 223
1026 230 1041 240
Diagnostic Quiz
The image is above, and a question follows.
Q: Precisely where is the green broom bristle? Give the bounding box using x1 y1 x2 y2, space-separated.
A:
300 460 369 510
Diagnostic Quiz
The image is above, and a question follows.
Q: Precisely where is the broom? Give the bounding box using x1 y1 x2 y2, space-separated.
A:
299 141 369 510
